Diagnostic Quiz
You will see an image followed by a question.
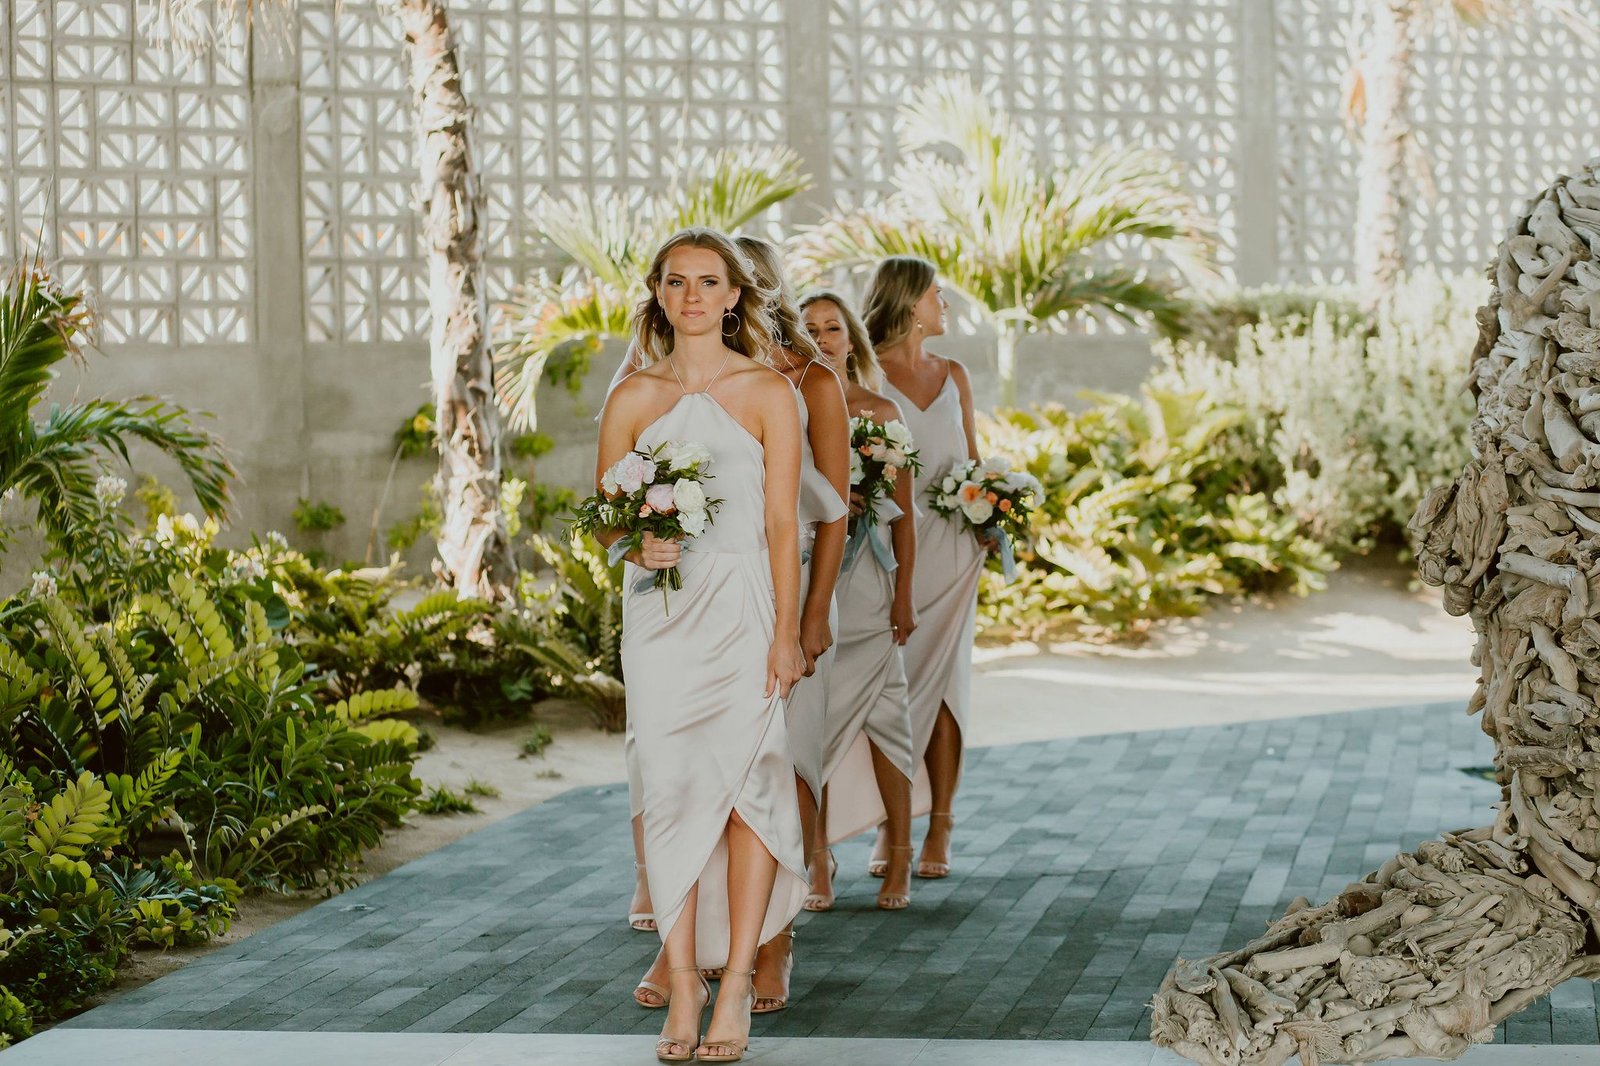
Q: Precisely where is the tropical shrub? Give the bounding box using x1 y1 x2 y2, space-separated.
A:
504 533 625 731
1151 270 1481 554
979 387 1334 639
0 262 231 559
796 77 1216 406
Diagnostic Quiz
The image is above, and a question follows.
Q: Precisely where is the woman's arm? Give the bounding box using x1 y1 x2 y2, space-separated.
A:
594 383 679 570
758 373 806 699
949 358 980 462
887 409 919 645
799 365 851 667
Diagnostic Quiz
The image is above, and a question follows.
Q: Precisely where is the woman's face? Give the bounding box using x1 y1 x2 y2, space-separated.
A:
802 300 851 376
657 245 740 336
912 281 947 338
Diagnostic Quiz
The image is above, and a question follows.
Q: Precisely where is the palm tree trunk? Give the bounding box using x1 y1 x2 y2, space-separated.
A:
1352 0 1416 309
394 1 512 599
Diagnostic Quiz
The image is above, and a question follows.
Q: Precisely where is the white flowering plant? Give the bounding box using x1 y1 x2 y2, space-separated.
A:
847 413 920 534
570 439 722 610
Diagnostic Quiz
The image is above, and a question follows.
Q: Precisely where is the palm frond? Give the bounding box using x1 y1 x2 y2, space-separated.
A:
0 261 91 441
671 145 811 233
1028 269 1192 338
495 277 635 430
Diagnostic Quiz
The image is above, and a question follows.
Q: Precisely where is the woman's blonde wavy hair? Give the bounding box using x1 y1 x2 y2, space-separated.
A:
862 255 937 352
631 228 776 366
734 235 823 366
799 289 881 391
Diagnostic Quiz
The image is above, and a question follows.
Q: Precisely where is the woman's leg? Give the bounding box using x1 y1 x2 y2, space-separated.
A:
700 811 779 1056
754 778 813 1008
630 813 656 930
918 704 961 874
869 740 913 905
657 883 704 1059
632 814 671 1006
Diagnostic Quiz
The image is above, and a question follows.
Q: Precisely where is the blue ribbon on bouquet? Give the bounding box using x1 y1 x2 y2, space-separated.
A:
841 522 897 575
993 531 1018 584
608 538 668 595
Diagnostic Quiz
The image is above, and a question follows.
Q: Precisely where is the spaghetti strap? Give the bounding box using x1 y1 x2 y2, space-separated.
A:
795 356 813 389
666 349 733 395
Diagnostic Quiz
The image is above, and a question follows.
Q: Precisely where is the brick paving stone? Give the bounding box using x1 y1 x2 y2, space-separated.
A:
59 704 1600 1043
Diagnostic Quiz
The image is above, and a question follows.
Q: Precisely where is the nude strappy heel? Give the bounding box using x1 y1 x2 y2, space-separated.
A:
916 812 954 879
696 966 755 1062
655 966 708 1063
877 845 914 909
751 930 794 1014
630 861 657 932
867 826 889 878
801 848 838 912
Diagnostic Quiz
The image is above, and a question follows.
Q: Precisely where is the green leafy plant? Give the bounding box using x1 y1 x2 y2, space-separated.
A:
1152 270 1480 554
520 725 553 759
507 533 625 731
293 498 346 534
0 261 232 557
796 78 1217 405
979 387 1334 639
418 785 478 815
462 779 500 799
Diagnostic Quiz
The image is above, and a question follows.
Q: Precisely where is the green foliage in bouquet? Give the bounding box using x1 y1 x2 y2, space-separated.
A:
1152 271 1480 555
979 387 1334 639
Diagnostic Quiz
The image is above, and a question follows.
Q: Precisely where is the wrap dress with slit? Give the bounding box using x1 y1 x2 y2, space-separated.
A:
786 369 848 804
621 386 808 967
820 492 917 843
883 372 983 813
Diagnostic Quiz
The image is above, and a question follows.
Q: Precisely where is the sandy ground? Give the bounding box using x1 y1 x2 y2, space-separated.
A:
99 555 1474 999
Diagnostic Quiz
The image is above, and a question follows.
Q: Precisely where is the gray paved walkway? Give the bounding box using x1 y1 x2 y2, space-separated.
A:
62 704 1600 1046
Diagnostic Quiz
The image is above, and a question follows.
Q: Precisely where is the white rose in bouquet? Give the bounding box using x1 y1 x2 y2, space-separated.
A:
679 508 708 536
849 450 865 484
672 478 707 514
884 419 913 450
961 497 995 524
660 440 712 472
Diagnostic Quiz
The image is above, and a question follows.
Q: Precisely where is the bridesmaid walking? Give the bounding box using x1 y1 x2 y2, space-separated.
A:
798 290 918 911
734 237 848 1014
864 257 985 881
595 228 807 1063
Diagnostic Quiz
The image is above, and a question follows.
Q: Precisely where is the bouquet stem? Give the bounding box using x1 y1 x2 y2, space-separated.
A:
653 565 684 615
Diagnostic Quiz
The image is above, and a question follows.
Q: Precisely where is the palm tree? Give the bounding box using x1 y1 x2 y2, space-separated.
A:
495 145 811 430
141 0 512 597
795 79 1218 408
1344 0 1592 307
0 260 233 555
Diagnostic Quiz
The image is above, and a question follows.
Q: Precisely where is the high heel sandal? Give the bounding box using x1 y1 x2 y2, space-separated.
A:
629 862 657 932
916 812 954 879
867 827 888 878
752 930 794 1014
654 966 708 1063
802 848 838 912
877 845 914 910
696 966 755 1063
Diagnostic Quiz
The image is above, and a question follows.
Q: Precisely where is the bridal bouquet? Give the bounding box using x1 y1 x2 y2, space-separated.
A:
571 440 721 611
926 456 1042 580
848 413 920 535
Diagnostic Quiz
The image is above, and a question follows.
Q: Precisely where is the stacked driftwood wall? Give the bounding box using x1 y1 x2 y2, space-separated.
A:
1151 162 1600 1065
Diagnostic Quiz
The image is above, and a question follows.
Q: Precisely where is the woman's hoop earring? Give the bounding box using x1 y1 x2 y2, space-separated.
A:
722 309 740 337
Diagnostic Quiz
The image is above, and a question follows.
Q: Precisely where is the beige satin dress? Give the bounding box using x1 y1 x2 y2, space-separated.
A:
820 493 917 843
787 372 847 803
621 386 807 966
883 372 983 813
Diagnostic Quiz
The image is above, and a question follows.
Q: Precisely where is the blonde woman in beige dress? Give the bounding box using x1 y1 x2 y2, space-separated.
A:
863 256 986 882
595 228 807 1064
735 237 848 1016
798 289 918 912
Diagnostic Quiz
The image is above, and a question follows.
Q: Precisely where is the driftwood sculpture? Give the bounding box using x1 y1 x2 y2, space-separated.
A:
1151 163 1600 1064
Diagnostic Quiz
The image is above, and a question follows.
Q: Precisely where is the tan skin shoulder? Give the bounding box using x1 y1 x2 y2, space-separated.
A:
844 386 901 426
711 356 794 440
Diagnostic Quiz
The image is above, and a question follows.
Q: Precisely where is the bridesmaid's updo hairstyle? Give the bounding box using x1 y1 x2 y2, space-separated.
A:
633 227 776 366
799 289 881 391
862 255 937 351
734 235 824 366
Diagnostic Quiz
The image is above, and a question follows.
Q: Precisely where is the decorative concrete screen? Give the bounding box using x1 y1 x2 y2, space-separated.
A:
0 0 253 345
2 0 1598 345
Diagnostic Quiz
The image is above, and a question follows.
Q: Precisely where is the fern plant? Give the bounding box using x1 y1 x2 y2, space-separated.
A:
507 533 625 731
